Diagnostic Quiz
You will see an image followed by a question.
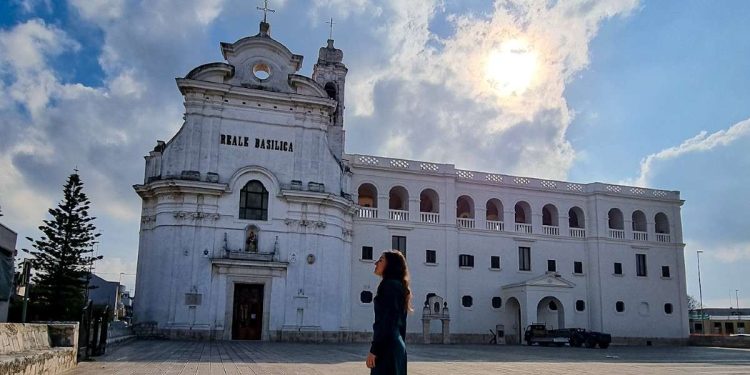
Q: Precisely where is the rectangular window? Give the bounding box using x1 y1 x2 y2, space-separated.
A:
425 250 436 264
392 236 406 255
614 262 623 275
490 256 501 269
574 261 583 274
519 247 531 271
661 266 670 278
636 254 648 277
547 259 557 272
459 254 474 268
361 246 373 260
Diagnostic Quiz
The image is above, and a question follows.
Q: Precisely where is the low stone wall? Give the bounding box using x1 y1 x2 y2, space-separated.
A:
106 321 135 345
689 335 750 348
0 323 79 375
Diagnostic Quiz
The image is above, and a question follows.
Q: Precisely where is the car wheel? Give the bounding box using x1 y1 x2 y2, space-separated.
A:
585 339 596 348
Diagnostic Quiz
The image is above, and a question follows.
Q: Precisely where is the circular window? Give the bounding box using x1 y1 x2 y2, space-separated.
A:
462 295 473 308
360 291 373 304
252 63 271 80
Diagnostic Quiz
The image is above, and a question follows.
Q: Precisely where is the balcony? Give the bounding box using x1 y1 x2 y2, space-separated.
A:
486 220 504 231
542 225 559 236
656 233 671 243
420 212 440 224
633 231 648 241
569 228 586 238
457 218 475 229
515 223 532 234
389 209 409 221
608 229 625 239
357 207 378 219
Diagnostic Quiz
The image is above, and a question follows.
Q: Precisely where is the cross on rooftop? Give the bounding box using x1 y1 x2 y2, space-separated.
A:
325 17 335 40
257 0 275 23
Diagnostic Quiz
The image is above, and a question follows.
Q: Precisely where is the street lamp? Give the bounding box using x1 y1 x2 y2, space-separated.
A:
736 290 740 322
697 250 705 335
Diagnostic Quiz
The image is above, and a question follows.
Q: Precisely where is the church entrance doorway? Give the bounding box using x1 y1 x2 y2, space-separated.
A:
536 296 565 330
504 297 522 344
232 284 264 340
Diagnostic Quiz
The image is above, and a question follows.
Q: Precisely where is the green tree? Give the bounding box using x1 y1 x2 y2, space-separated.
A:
23 172 102 320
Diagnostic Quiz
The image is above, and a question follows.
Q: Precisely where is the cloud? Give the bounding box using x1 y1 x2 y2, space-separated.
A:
338 0 639 178
632 118 750 187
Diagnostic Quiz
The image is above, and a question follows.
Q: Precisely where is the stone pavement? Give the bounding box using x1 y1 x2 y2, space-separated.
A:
66 340 750 375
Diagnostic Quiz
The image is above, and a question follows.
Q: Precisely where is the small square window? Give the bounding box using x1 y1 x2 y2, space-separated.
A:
574 261 583 274
360 291 373 303
661 266 670 278
547 259 556 272
576 300 586 311
459 254 474 268
614 262 623 275
462 295 473 307
664 303 673 314
491 297 502 309
361 246 373 260
425 250 437 264
616 301 625 312
490 256 501 269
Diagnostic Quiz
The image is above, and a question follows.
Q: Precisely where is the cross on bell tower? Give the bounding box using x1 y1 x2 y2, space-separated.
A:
256 0 275 36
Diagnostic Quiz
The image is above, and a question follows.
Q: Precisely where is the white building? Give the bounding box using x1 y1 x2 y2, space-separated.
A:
134 21 689 344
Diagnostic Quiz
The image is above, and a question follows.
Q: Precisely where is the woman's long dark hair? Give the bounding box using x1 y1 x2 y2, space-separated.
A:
381 250 414 313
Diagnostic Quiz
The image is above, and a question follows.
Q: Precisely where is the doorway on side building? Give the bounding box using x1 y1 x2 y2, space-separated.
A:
232 284 264 340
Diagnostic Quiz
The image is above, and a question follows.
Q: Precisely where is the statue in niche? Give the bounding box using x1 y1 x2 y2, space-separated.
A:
245 226 259 252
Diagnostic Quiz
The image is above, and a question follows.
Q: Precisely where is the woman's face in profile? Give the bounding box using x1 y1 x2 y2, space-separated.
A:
374 255 386 276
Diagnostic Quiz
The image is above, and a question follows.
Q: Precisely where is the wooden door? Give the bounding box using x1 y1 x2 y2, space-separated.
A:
232 284 264 340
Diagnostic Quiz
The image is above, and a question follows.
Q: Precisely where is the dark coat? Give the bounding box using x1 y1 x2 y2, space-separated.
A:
370 278 407 375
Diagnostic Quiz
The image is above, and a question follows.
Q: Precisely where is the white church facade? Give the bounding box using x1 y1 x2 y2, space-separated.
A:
134 20 689 344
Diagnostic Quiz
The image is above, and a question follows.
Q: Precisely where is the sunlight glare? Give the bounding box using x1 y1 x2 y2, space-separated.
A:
484 39 538 96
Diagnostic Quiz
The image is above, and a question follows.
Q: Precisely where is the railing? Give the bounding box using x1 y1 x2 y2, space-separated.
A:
569 228 586 238
357 207 378 219
608 229 625 239
515 223 532 234
389 209 409 221
486 220 504 231
633 231 648 241
420 212 440 223
656 233 671 243
456 218 475 229
542 225 559 236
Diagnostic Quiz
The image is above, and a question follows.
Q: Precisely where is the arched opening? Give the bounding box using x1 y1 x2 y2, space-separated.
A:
608 208 624 230
504 297 522 344
536 296 565 330
420 189 440 223
655 212 670 234
324 82 337 100
389 186 409 221
357 183 377 208
456 195 475 218
486 199 504 231
239 180 268 220
542 204 558 226
632 210 647 232
389 186 409 210
568 207 585 228
514 201 531 224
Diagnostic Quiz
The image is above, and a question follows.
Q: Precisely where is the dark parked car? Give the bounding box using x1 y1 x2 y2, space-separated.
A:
524 324 611 349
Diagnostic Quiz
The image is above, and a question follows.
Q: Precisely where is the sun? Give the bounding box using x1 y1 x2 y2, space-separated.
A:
484 39 538 96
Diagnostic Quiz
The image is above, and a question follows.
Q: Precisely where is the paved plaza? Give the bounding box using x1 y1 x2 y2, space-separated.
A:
65 340 750 375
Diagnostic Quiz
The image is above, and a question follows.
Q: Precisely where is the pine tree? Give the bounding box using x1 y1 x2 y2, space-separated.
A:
24 171 102 320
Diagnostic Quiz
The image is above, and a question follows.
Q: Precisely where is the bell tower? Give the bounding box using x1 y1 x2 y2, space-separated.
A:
313 36 347 161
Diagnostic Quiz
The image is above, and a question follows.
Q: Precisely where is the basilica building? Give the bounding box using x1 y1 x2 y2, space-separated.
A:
134 20 689 344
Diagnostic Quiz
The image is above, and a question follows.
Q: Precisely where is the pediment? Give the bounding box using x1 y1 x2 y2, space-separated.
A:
502 272 576 290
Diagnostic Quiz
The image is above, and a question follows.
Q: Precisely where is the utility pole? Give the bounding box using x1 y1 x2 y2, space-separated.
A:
20 260 31 323
736 290 740 321
697 250 704 334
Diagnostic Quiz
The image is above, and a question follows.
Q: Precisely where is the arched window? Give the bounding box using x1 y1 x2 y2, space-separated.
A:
389 186 409 210
655 212 670 234
357 183 378 208
239 180 268 220
608 208 624 230
542 204 559 226
456 195 475 218
568 207 585 228
420 189 439 213
486 199 503 221
514 201 531 224
324 82 337 100
632 210 647 232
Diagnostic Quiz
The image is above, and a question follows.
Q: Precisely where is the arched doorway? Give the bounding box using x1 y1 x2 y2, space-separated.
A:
504 297 522 344
536 296 565 330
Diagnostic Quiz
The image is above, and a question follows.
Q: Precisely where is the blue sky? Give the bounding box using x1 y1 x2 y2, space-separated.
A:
0 0 748 309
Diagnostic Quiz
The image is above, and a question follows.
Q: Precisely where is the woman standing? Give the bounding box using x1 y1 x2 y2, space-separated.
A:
366 250 413 375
